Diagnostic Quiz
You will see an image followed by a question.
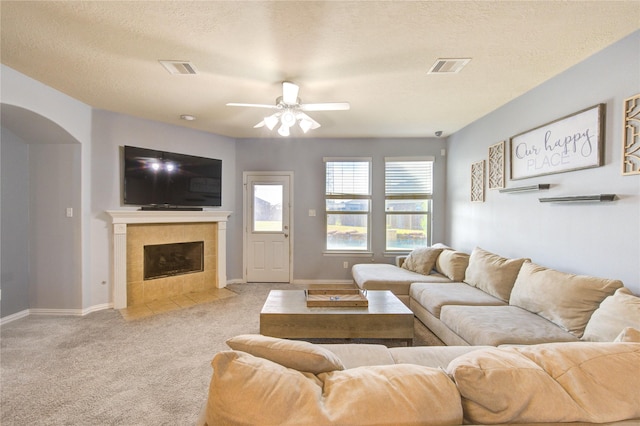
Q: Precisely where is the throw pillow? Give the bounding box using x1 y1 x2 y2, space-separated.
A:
435 250 470 281
447 342 640 424
615 327 640 343
582 287 640 342
226 334 344 374
510 262 623 338
463 247 528 302
401 247 443 275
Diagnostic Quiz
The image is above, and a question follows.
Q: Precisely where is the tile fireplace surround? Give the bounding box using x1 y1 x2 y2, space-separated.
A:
107 210 232 309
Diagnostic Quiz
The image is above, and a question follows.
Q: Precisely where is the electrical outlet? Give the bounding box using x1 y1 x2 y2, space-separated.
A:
343 261 349 269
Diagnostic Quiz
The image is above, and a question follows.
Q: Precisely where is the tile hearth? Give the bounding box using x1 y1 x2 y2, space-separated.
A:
119 287 236 320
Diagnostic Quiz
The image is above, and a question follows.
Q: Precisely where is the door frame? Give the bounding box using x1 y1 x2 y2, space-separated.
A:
242 171 294 283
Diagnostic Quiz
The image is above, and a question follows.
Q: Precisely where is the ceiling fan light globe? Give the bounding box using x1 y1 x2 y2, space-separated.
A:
278 124 290 137
264 114 279 130
299 119 313 133
281 110 297 128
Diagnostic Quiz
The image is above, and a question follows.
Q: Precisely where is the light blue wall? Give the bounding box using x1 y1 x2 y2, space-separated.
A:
88 110 237 305
446 31 640 294
0 127 30 316
234 137 447 282
1 30 638 318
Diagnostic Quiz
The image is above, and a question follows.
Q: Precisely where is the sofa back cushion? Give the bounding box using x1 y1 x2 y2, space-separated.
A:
447 342 640 424
207 350 463 426
582 287 640 342
401 247 443 275
510 261 623 338
463 247 528 302
226 334 344 374
435 250 470 281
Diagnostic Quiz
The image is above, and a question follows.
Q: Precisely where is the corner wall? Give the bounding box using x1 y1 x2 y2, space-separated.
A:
446 31 640 294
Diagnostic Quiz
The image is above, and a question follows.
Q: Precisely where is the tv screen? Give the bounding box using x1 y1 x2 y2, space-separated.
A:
123 145 222 208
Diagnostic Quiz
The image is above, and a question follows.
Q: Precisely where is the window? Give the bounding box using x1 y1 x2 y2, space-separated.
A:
325 158 371 251
385 157 433 251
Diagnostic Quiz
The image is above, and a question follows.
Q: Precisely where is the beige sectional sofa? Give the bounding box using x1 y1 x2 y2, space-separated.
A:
353 245 639 346
200 333 640 425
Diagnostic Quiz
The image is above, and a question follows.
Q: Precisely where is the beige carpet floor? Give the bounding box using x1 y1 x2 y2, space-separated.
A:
1 283 443 425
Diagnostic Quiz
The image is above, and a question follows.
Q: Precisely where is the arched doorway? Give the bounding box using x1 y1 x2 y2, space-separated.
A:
1 104 82 319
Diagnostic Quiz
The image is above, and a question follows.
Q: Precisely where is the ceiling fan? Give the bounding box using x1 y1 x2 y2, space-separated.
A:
226 81 350 136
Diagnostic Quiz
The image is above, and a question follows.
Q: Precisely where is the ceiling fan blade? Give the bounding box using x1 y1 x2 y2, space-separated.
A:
300 102 350 111
282 81 299 105
226 103 277 109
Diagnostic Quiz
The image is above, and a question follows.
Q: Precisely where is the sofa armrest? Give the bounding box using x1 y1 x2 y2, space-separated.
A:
396 255 407 268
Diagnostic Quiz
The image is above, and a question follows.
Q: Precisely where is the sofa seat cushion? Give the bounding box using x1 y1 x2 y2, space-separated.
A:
207 350 463 426
447 342 640 424
410 282 506 318
388 346 491 368
582 287 640 342
510 261 623 338
352 263 450 295
319 343 396 369
440 305 579 346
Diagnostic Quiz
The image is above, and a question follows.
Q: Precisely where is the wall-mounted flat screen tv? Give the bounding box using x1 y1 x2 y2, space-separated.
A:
123 145 222 208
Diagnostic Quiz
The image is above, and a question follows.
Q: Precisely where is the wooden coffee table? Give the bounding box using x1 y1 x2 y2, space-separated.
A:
260 290 414 345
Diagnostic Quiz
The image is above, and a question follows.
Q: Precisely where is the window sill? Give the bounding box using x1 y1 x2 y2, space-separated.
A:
383 251 411 257
323 251 373 257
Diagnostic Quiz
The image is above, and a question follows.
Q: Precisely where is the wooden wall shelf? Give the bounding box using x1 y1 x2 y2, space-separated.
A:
539 194 616 203
499 184 550 193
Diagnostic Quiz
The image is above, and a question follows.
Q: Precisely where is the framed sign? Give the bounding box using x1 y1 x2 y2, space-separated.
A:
509 104 605 180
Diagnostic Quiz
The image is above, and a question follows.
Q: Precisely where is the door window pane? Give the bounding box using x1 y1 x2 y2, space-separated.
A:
253 184 283 232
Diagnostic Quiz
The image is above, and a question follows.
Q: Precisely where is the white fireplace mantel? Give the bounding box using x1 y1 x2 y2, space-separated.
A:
107 210 232 309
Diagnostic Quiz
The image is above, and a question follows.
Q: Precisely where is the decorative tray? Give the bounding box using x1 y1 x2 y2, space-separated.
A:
305 289 368 307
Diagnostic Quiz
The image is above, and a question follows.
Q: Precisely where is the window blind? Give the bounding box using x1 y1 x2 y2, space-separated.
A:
325 160 371 197
385 159 433 198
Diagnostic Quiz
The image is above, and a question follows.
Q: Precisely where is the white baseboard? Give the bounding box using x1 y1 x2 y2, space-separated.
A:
292 279 355 285
0 309 30 325
82 303 113 315
1 303 113 326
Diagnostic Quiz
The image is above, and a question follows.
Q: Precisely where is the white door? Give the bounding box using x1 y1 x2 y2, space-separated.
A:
245 173 292 282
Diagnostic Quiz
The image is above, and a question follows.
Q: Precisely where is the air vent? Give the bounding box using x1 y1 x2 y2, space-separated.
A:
159 60 198 75
428 58 471 74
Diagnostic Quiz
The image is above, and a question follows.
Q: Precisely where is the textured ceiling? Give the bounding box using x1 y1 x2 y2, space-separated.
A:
1 1 639 139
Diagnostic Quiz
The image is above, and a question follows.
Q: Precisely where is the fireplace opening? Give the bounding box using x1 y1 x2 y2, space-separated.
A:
144 241 204 280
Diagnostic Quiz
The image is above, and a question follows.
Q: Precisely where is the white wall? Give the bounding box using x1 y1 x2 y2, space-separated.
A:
446 31 640 294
